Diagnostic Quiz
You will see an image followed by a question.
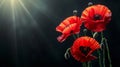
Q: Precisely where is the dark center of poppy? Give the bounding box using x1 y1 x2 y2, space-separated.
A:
94 14 102 20
70 30 74 34
79 46 91 56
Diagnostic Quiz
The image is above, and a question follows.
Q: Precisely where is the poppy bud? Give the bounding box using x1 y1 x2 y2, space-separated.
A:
83 29 87 35
88 2 93 6
73 10 78 16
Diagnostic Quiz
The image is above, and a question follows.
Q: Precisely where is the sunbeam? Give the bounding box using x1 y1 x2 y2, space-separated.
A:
0 0 49 66
0 0 48 28
11 0 16 6
0 0 5 8
11 0 16 26
18 0 38 27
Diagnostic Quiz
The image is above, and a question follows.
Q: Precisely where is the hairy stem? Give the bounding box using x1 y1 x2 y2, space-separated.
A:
101 32 105 67
104 38 112 67
76 33 79 38
82 62 87 67
72 34 76 39
87 61 91 67
103 43 105 67
93 32 98 38
97 50 102 67
64 48 70 59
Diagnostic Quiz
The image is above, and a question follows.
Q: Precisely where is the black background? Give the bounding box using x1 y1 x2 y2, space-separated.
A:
0 0 120 67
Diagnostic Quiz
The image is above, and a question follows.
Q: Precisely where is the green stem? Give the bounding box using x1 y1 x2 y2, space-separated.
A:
104 38 112 67
82 62 87 67
93 32 98 38
64 48 70 60
100 32 104 46
97 50 102 67
103 43 105 67
101 32 105 67
91 31 94 36
87 61 90 67
90 61 92 67
72 34 76 39
76 33 79 38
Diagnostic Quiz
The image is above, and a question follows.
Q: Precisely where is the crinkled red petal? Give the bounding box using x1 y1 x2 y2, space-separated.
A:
70 36 101 62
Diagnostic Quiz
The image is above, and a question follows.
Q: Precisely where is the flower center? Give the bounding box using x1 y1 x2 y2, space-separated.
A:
94 14 102 20
79 46 91 56
70 30 73 33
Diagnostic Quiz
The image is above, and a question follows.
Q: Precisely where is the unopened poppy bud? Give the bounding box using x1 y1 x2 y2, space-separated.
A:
83 29 87 35
73 10 78 16
88 2 93 6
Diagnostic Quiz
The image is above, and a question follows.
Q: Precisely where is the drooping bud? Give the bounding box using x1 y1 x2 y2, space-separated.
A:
88 2 93 6
73 10 78 16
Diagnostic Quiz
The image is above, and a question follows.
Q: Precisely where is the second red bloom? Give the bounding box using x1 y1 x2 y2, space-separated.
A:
70 36 101 62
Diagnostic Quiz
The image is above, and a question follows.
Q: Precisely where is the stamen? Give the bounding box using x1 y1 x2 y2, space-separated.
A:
94 14 102 20
79 46 91 56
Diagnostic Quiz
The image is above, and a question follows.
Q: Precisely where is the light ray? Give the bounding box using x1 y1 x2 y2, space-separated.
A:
18 0 46 37
11 0 16 23
0 0 5 8
0 0 53 44
18 0 38 26
10 0 19 66
0 0 61 65
28 0 47 13
27 0 57 22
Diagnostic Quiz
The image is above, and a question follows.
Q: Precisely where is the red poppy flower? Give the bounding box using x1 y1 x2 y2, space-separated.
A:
81 4 112 32
56 16 82 43
70 36 101 62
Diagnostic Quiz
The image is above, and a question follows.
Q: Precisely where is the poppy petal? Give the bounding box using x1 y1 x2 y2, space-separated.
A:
56 16 82 42
81 4 112 32
70 36 100 62
57 34 70 43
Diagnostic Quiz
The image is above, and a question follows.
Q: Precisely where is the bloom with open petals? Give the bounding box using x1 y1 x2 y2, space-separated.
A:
70 36 100 62
81 4 112 32
56 16 82 43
